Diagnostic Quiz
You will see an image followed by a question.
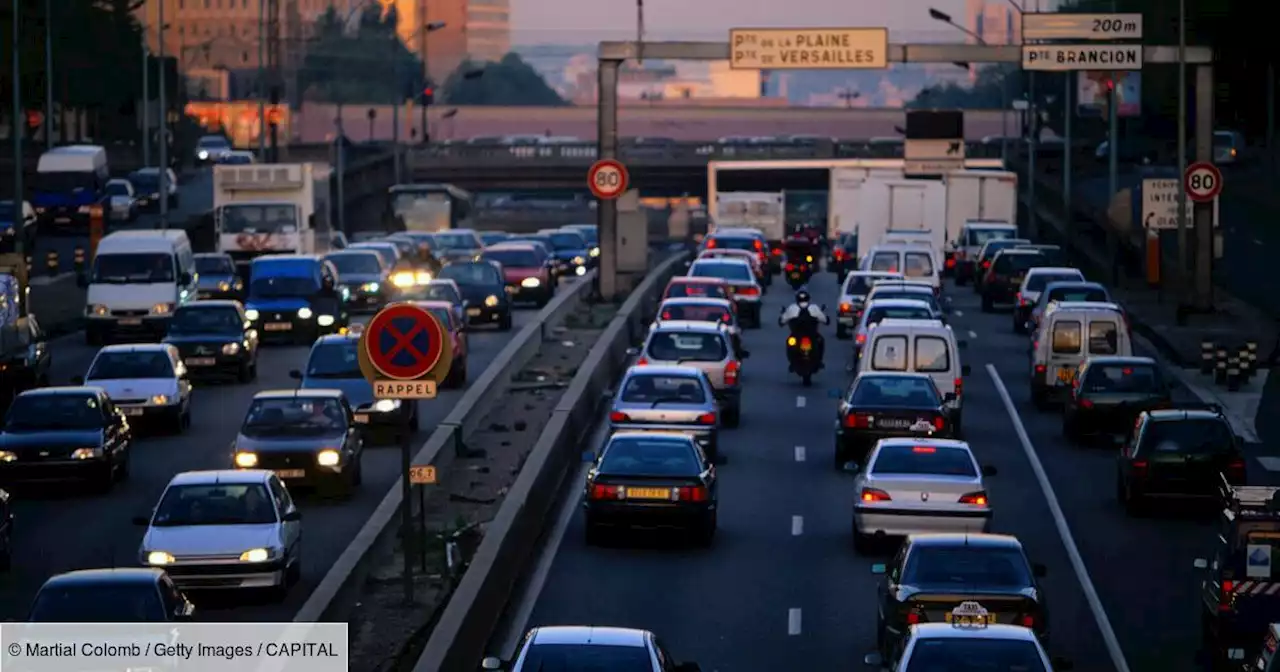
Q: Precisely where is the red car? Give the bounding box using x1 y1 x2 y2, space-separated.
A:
482 243 554 307
412 300 470 387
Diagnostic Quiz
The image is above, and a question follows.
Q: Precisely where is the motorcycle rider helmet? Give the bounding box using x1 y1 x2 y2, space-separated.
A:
795 290 811 305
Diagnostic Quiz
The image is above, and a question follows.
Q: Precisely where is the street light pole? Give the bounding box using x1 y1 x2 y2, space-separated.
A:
158 0 169 230
257 0 266 159
143 40 151 166
43 0 53 149
12 0 27 315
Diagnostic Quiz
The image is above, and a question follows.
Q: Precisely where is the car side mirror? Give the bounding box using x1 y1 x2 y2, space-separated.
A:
943 392 957 403
957 340 969 349
76 273 88 288
862 653 884 667
1032 563 1047 577
870 563 886 575
961 364 971 376
282 510 302 522
180 272 192 285
1193 558 1208 569
625 347 640 356
132 515 149 526
71 375 84 385
981 464 998 477
480 657 505 671
288 369 303 380
1051 656 1073 670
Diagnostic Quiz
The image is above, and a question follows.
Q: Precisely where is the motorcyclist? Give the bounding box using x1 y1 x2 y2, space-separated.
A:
779 289 829 369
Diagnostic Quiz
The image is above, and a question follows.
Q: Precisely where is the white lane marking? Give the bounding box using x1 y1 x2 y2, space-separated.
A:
1258 457 1280 472
953 310 964 317
794 445 806 462
791 515 804 536
796 396 806 408
968 330 978 339
986 364 1131 672
788 608 802 635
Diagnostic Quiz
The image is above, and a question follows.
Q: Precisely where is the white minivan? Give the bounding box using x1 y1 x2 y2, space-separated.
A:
82 230 198 345
1029 302 1132 408
857 318 970 432
860 244 942 295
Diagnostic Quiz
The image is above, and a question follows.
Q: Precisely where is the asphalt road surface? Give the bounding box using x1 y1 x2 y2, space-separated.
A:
517 273 1279 672
0 287 553 621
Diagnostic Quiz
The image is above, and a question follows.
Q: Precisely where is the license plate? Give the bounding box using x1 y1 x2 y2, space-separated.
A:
626 487 671 500
264 322 292 331
275 469 305 479
1056 367 1075 384
118 318 142 326
185 357 216 366
876 419 910 429
123 407 143 416
466 308 482 316
354 414 369 424
945 613 998 626
54 217 70 223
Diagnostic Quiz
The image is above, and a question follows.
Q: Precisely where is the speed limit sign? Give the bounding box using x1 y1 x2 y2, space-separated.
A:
588 159 629 200
1184 161 1223 203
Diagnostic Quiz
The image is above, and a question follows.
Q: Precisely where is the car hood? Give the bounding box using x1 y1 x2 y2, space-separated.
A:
234 433 347 453
0 428 103 449
196 274 237 289
338 273 383 286
245 296 311 311
501 267 545 282
301 377 373 408
86 283 176 311
143 523 279 557
85 378 178 401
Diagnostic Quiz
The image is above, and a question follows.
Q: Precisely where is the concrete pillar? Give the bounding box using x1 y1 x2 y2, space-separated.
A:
597 59 621 301
1194 64 1214 310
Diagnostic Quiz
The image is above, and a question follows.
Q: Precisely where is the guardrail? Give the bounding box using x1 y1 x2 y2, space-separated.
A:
411 251 689 671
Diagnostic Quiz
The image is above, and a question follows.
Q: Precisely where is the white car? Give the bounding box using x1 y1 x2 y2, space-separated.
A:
104 178 138 222
864 617 1062 670
195 135 232 164
136 469 303 593
853 298 939 351
836 271 904 339
80 344 192 432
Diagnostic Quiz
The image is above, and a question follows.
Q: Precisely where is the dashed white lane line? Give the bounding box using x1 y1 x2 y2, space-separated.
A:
794 445 806 462
791 515 804 536
986 364 1131 672
953 309 964 317
787 608 803 635
967 330 978 339
795 396 806 408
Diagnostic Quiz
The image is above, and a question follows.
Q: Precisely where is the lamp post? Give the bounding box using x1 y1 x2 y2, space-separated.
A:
12 0 27 315
44 0 53 149
928 8 1010 164
158 0 169 230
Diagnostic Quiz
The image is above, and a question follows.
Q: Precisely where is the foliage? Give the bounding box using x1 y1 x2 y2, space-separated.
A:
439 53 567 106
298 6 426 104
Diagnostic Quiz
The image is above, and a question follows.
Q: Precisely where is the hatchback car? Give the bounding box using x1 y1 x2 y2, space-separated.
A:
162 300 259 382
193 253 243 300
654 297 743 356
28 568 194 622
438 260 513 330
609 365 720 460
482 626 702 672
78 344 192 433
230 390 363 494
686 259 762 328
632 321 744 427
0 386 133 491
482 242 554 307
835 373 954 470
325 249 392 312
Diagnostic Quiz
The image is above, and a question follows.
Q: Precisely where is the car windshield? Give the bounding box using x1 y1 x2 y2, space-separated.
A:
872 444 977 477
352 246 397 268
1046 286 1108 303
194 256 234 274
241 397 347 436
866 305 933 326
198 137 230 148
91 253 174 284
33 171 97 193
168 306 242 335
846 275 902 296
903 639 1048 672
660 303 732 324
129 173 159 190
327 252 383 276
439 263 501 286
87 351 173 380
517 643 655 672
305 342 361 378
250 275 317 298
666 282 727 299
904 546 1033 587
547 232 586 250
483 249 540 267
434 232 479 250
869 292 937 312
710 237 757 252
220 204 296 234
1145 418 1234 455
645 332 727 362
620 375 707 404
982 240 1026 260
105 182 130 196
966 227 1016 247
1026 273 1082 292
5 394 102 431
568 227 597 244
402 284 460 303
150 483 277 527
29 584 166 622
994 253 1042 274
1082 364 1163 394
850 377 940 407
599 437 702 476
690 263 752 282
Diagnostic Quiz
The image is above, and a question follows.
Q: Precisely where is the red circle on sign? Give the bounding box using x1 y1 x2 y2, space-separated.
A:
1184 161 1223 203
588 159 629 200
364 303 446 380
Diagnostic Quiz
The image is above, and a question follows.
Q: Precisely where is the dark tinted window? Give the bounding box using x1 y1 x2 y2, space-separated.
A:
965 227 1015 247
690 262 752 282
903 546 1033 588
980 239 1027 260
91 253 174 283
569 227 598 244
620 375 707 404
600 437 702 476
845 274 900 296
993 253 1041 274
241 397 348 436
850 376 941 407
5 394 103 431
666 282 728 299
194 256 234 274
871 444 976 477
106 182 131 196
866 305 933 326
903 640 1047 672
1082 364 1163 394
1088 321 1119 355
305 341 361 378
352 245 398 268
439 263 502 286
870 252 900 272
326 252 383 275
402 283 460 303
250 275 317 298
547 232 586 250
645 332 727 362
1141 418 1234 456
30 583 166 622
87 351 174 380
151 483 277 527
483 249 540 267
169 306 242 334
869 291 938 313
1046 286 1109 303
519 643 654 672
1026 273 1083 292
434 232 480 250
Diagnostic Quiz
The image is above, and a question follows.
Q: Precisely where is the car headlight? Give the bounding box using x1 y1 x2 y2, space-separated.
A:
415 271 432 284
392 272 416 288
373 399 400 412
234 451 258 468
88 304 109 317
317 449 341 466
575 266 587 276
147 551 175 565
218 281 231 291
150 394 169 405
361 282 380 292
221 342 240 355
245 309 260 321
590 247 600 257
572 256 585 265
484 294 499 307
198 150 209 159
71 447 101 460
150 303 173 316
317 314 335 327
297 307 313 319
78 206 91 214
0 451 15 462
521 277 541 288
234 278 244 290
239 548 271 563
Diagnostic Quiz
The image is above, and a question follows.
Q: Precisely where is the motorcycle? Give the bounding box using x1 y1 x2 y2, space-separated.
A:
784 261 814 289
786 333 821 386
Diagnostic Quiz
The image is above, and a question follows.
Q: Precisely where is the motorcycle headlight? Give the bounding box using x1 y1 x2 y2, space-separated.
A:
521 277 541 288
373 399 400 412
221 342 240 355
239 548 272 563
415 271 432 284
88 304 109 317
234 451 258 468
392 272 416 288
484 294 499 307
317 449 341 466
362 282 380 292
590 247 600 257
572 256 586 265
245 309 260 321
150 303 174 315
297 307 313 319
317 314 335 327
150 394 169 405
71 447 101 460
147 551 175 566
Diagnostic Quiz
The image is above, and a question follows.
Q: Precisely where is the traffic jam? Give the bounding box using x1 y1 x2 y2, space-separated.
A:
503 207 1273 669
0 222 597 621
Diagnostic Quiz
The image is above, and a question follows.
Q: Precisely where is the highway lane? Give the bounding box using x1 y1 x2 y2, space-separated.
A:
0 293 545 620
523 279 1114 671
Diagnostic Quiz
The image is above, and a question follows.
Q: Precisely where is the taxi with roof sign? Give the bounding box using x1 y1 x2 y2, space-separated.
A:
863 602 1071 671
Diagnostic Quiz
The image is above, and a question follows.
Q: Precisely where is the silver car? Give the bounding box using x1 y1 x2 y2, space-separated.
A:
852 438 996 552
483 626 703 672
686 258 763 328
609 365 721 460
630 321 745 427
104 178 138 222
836 271 903 339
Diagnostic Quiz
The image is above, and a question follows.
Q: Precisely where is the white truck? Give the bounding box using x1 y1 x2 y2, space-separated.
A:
852 177 948 256
942 169 1018 247
213 163 332 271
828 167 912 264
711 191 786 245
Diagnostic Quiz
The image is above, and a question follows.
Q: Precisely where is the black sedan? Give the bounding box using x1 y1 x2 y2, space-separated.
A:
0 387 132 492
193 253 244 300
583 432 717 546
1117 404 1246 513
231 390 363 496
162 301 259 382
28 568 195 622
1062 356 1172 443
0 313 51 406
979 249 1044 312
438 260 513 331
834 373 955 470
872 533 1049 658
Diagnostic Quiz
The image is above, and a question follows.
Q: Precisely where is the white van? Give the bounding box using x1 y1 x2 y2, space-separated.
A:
82 230 198 345
1029 302 1132 408
858 318 970 432
33 145 110 226
860 243 942 295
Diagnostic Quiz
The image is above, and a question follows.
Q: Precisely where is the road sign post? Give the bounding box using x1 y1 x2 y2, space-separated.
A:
1184 161 1223 202
590 157 629 303
588 159 629 200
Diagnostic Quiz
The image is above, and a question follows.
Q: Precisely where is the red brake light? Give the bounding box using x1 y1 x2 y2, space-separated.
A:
1122 368 1133 375
636 357 649 366
954 377 963 397
1131 459 1149 477
856 333 866 345
772 247 782 256
1227 458 1246 482
1019 614 1035 628
1221 581 1235 611
844 413 870 429
706 239 717 249
945 257 956 268
905 612 921 625
982 260 992 268
1079 399 1094 409
753 240 763 250
661 311 671 320
932 415 946 431
1034 364 1047 374
1016 292 1023 305
589 484 623 500
786 263 795 271
696 412 716 425
861 487 892 502
800 337 812 348
739 286 760 296
912 446 936 453
725 360 740 385
609 411 629 422
676 485 709 502
959 491 988 505
839 302 852 314
835 249 846 260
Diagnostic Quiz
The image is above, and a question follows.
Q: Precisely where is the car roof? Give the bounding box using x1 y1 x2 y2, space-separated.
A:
608 431 696 444
98 343 171 353
529 626 649 647
873 317 947 329
669 276 726 284
427 279 460 288
870 283 933 293
911 623 1041 641
1026 267 1082 276
179 300 240 309
167 469 273 486
908 532 1024 549
41 568 166 588
855 371 939 382
1043 280 1105 290
962 221 1017 229
707 232 757 240
351 241 397 250
326 249 382 258
992 249 1041 257
252 388 346 400
413 300 455 311
19 385 104 397
194 252 233 259
313 333 359 345
660 297 733 309
624 364 706 378
1048 301 1123 313
691 258 751 266
868 243 933 253
865 298 934 309
485 242 540 252
876 437 972 451
1084 355 1156 367
1148 408 1226 421
650 321 725 335
849 271 903 278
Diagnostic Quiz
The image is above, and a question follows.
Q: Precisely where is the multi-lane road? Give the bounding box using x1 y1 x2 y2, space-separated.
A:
515 273 1277 672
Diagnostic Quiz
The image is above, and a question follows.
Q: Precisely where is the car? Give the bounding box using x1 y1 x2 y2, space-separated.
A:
687 259 763 328
104 178 138 222
482 626 702 672
162 300 259 382
348 241 404 275
830 231 859 280
537 228 591 277
851 438 996 553
834 373 954 470
948 221 1018 285
438 260 513 331
698 247 770 288
127 167 179 210
193 252 244 300
654 297 743 356
633 321 744 427
431 229 485 264
1012 267 1085 333
1117 404 1246 513
704 231 771 274
0 386 133 491
560 223 599 264
325 249 393 312
375 236 426 281
230 390 363 495
28 568 195 622
979 248 1045 312
865 614 1067 671
971 237 1031 294
609 365 721 460
216 150 256 165
871 533 1050 657
1062 356 1172 443
400 278 466 325
0 313 52 403
194 135 232 164
243 255 348 344
293 331 419 440
78 344 192 433
861 284 945 320
853 299 939 353
836 272 905 338
583 432 717 545
479 231 510 246
481 242 555 307
662 276 731 301
1030 301 1132 408
1026 280 1111 333
410 301 470 387
135 469 303 594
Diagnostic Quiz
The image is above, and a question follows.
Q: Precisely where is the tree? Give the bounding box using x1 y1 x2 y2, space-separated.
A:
299 5 425 104
440 53 566 106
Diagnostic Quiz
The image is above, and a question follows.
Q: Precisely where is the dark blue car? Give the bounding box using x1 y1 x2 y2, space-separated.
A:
243 255 348 345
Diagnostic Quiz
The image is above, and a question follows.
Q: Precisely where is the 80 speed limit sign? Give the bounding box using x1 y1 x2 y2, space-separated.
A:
588 159 629 200
1184 161 1223 203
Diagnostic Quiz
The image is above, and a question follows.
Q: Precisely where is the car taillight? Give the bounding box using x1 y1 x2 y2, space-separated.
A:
786 263 795 271
706 239 717 249
738 286 760 296
609 411 630 422
844 413 870 428
1131 459 1148 478
753 240 763 251
772 247 782 256
1035 364 1047 374
635 356 649 366
725 360 740 385
839 302 853 314
905 612 921 625
945 257 956 268
800 337 812 348
861 487 892 502
1079 399 1094 409
589 484 624 500
959 491 988 505
982 260 992 269
696 412 716 425
1019 614 1035 628
1227 458 1247 483
855 333 866 345
661 311 671 319
932 415 946 431
954 377 963 397
1221 581 1235 611
834 249 846 260
675 485 710 502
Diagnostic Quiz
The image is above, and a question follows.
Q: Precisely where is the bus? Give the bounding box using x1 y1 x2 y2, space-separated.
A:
388 183 473 233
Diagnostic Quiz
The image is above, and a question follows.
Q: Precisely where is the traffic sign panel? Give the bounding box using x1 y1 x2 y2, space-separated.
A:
588 159 629 200
728 28 889 70
1185 162 1223 202
1021 44 1142 71
1021 13 1143 41
359 303 454 400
